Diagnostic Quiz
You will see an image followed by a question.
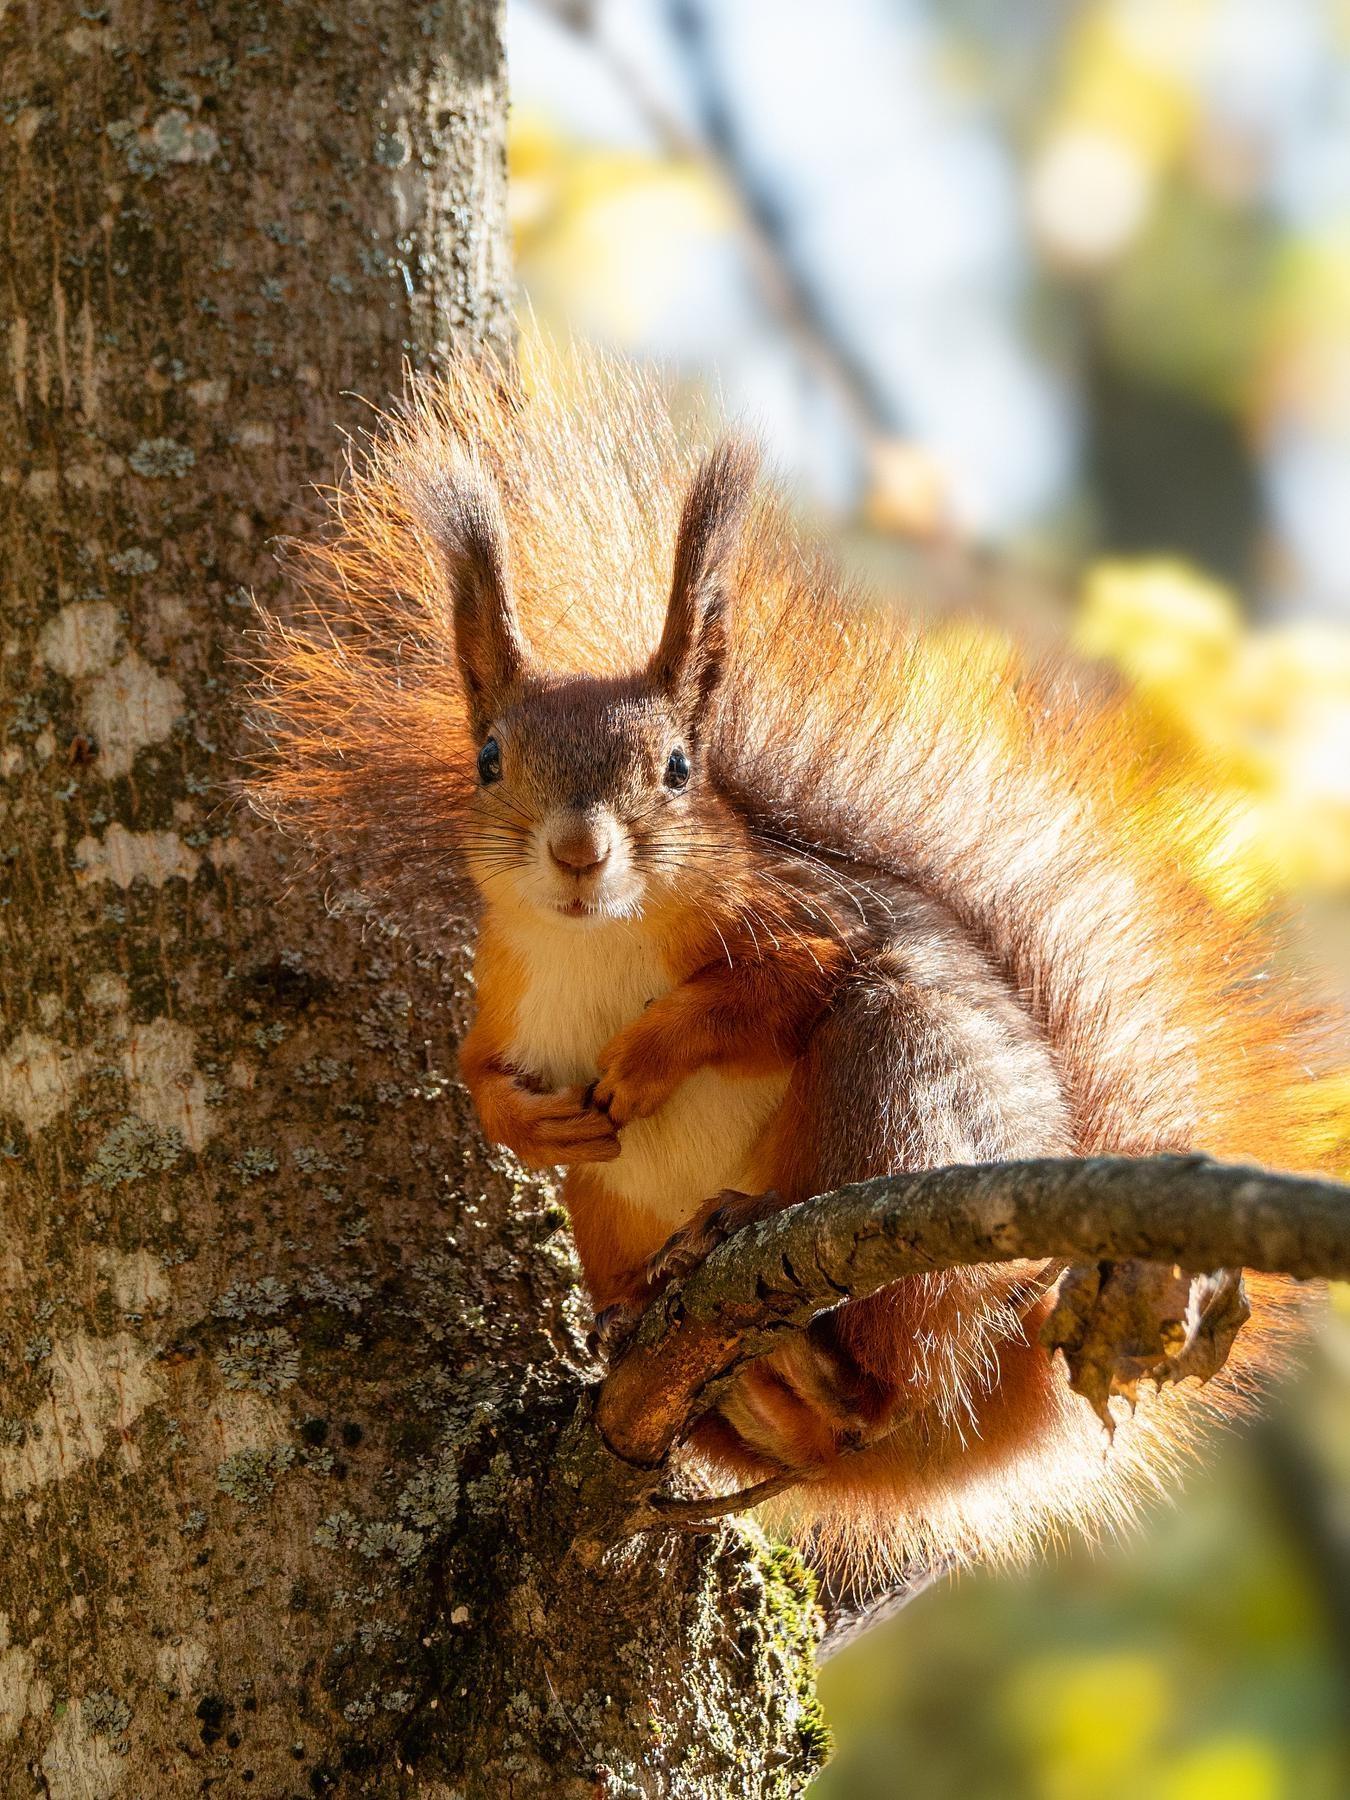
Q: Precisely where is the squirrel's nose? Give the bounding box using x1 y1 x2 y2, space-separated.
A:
548 823 613 875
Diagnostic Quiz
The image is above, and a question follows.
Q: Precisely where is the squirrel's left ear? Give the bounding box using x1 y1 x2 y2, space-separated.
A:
651 437 759 716
417 456 528 735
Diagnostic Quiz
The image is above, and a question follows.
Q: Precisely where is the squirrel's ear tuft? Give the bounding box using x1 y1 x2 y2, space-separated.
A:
418 457 527 733
651 437 759 715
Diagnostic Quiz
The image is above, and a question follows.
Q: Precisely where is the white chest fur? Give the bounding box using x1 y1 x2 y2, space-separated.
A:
498 914 789 1230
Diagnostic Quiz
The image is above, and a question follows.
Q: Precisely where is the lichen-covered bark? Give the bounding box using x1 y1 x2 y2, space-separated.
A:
0 5 822 1795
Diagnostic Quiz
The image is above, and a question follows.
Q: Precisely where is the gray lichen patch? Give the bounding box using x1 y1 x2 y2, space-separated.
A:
230 1145 279 1180
82 1690 131 1741
127 437 195 479
395 1453 460 1534
213 1276 291 1320
84 1117 184 1189
147 108 219 165
296 1271 371 1315
217 1327 300 1395
106 547 159 577
215 1444 297 1508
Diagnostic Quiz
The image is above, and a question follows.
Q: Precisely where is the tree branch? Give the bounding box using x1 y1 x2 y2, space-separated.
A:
596 1153 1350 1467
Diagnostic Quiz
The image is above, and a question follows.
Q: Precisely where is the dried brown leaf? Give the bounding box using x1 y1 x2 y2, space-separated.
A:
1040 1260 1251 1432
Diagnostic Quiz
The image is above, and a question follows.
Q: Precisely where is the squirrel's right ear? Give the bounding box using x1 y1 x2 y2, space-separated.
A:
418 458 527 734
651 437 759 716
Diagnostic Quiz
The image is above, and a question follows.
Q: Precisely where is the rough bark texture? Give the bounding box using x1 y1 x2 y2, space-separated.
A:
0 6 823 1796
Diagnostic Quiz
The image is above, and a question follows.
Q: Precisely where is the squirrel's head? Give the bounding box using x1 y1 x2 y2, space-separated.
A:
422 439 758 925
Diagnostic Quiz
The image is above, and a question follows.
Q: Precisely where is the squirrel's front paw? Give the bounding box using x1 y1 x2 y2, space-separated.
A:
498 1083 621 1170
591 1031 681 1127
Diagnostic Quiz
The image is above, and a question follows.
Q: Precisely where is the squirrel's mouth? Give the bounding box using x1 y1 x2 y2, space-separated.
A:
550 889 643 923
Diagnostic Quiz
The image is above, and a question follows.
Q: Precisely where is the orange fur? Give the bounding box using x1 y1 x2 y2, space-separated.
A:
246 342 1344 1577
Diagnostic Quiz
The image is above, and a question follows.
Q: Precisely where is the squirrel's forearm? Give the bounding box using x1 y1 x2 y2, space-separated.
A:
592 933 848 1126
652 932 848 1077
457 1024 523 1144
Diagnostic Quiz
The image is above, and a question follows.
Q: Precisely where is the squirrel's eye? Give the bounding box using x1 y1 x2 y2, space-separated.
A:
477 737 502 785
664 747 690 790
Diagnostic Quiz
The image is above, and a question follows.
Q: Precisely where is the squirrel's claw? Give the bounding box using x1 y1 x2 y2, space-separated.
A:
645 1223 717 1289
587 1193 775 1359
589 1066 675 1128
589 1298 642 1362
590 1022 684 1127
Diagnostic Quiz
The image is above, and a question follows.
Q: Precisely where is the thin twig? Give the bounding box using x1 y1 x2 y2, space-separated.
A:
815 1558 954 1662
637 1469 809 1531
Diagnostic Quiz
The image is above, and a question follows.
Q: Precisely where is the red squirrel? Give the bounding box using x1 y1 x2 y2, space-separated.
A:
251 348 1335 1575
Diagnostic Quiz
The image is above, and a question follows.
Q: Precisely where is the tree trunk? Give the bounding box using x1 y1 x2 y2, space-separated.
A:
0 5 822 1796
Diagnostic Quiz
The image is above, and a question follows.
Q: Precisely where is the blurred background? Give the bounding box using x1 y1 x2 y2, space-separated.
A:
505 1 1350 1794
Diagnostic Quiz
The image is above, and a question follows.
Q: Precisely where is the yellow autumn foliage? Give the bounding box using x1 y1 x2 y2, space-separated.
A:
1052 1 1200 173
1075 558 1350 909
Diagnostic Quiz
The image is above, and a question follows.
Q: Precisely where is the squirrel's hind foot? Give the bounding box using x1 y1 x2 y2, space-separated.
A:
589 1189 788 1364
588 1298 643 1362
646 1187 787 1289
